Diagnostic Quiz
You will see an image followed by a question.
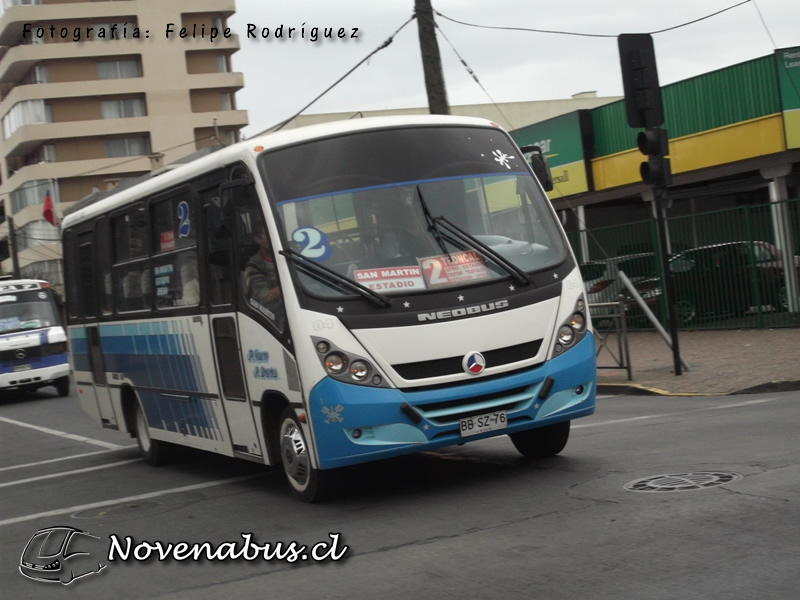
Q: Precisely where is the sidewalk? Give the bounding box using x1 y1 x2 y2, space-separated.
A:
595 327 800 396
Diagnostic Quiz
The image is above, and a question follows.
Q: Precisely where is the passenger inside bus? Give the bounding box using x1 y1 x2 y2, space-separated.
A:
376 186 439 263
242 227 285 330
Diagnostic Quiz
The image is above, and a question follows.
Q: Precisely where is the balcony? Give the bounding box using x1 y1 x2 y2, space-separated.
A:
3 115 152 157
0 2 138 46
1 78 144 113
0 38 144 82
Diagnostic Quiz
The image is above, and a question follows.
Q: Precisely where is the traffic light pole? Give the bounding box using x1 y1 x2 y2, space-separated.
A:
618 33 682 376
653 186 682 376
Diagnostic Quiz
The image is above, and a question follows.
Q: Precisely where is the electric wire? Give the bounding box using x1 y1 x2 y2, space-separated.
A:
433 1 753 38
262 15 417 134
419 10 517 130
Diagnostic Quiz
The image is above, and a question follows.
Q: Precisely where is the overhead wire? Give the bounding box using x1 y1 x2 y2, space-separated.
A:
433 1 753 38
417 10 517 130
262 15 417 134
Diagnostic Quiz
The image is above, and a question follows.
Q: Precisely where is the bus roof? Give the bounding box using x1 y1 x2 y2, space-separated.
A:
60 114 500 229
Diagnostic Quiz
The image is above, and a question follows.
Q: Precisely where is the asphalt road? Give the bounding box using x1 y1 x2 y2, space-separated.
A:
1 386 798 600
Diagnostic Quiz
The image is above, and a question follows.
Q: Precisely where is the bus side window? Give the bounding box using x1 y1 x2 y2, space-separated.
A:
235 195 286 332
203 192 233 307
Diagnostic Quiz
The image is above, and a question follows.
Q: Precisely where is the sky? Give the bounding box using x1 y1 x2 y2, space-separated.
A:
227 0 800 137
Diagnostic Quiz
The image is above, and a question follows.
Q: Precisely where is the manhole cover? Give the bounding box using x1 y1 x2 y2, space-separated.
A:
624 471 742 492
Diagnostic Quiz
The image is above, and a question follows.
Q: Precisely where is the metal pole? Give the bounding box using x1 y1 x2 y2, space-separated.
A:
8 216 21 278
654 186 682 375
618 270 690 372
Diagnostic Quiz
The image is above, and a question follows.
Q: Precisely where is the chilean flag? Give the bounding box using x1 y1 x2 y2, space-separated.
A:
42 190 56 226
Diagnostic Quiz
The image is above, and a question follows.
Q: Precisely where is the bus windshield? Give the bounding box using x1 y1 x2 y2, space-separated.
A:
263 125 567 298
0 290 59 334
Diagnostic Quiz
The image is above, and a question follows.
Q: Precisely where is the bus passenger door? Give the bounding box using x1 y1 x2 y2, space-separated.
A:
78 232 116 427
86 325 116 426
204 195 263 457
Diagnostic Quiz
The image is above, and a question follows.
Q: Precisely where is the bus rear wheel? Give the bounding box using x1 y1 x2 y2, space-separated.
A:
510 421 570 458
134 400 171 466
278 407 332 503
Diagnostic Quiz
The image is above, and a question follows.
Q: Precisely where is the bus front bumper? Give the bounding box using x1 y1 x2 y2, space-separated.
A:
307 333 596 469
0 355 70 391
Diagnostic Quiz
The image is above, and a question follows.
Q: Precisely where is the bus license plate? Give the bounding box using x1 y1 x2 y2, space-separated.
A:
459 411 507 437
13 364 31 372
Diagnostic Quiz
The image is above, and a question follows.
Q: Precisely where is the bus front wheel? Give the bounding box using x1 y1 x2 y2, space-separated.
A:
134 401 171 466
510 421 570 458
278 407 332 503
55 376 70 397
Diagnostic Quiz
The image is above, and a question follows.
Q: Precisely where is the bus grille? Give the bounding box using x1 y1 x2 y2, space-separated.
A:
417 385 535 425
392 340 542 380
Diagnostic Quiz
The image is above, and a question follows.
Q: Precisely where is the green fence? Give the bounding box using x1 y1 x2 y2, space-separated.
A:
576 198 800 330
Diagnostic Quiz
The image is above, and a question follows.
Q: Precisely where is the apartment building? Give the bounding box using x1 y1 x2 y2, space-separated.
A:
0 0 248 292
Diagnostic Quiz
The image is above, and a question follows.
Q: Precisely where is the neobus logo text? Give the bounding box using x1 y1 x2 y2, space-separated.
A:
417 300 510 322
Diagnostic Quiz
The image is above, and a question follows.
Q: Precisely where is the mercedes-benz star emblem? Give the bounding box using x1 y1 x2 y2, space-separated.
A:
462 351 486 375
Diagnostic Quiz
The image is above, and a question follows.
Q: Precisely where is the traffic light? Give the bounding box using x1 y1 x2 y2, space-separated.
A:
618 34 664 129
637 127 671 187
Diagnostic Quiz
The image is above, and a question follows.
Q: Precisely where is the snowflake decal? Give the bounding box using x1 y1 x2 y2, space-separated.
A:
322 404 344 424
492 149 515 169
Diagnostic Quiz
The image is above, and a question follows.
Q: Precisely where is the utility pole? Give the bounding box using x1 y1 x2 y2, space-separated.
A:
8 216 21 278
415 0 450 115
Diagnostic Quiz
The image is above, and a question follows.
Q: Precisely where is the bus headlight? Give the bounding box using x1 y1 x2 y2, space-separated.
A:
349 360 369 381
313 337 388 388
324 353 347 375
552 297 588 355
557 325 575 346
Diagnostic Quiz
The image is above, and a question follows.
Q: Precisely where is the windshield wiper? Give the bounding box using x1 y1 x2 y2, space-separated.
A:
280 248 392 308
415 186 452 262
432 216 534 286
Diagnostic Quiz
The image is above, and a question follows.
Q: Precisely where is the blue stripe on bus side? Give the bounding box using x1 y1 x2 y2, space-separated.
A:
68 320 222 441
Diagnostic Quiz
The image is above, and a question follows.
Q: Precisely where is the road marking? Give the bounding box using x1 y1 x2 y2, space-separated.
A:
705 398 772 410
0 459 141 489
0 416 126 450
576 396 783 429
0 447 138 473
574 414 671 428
0 474 264 527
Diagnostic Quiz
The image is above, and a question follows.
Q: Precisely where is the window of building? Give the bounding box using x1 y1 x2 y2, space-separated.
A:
101 98 146 119
220 92 233 111
105 136 149 157
215 54 229 73
17 220 60 252
20 260 61 288
10 180 53 214
2 99 51 139
26 65 48 84
97 59 141 80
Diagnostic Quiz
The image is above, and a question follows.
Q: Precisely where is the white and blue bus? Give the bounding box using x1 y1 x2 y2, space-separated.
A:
0 278 70 397
61 116 595 501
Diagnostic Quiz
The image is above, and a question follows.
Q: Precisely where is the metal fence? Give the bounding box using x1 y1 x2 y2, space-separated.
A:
574 198 800 330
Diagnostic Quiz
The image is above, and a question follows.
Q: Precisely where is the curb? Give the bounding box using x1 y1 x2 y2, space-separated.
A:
597 379 800 397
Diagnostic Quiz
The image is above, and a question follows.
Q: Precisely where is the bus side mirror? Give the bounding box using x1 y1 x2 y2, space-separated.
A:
218 175 255 205
520 145 553 192
216 175 255 233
